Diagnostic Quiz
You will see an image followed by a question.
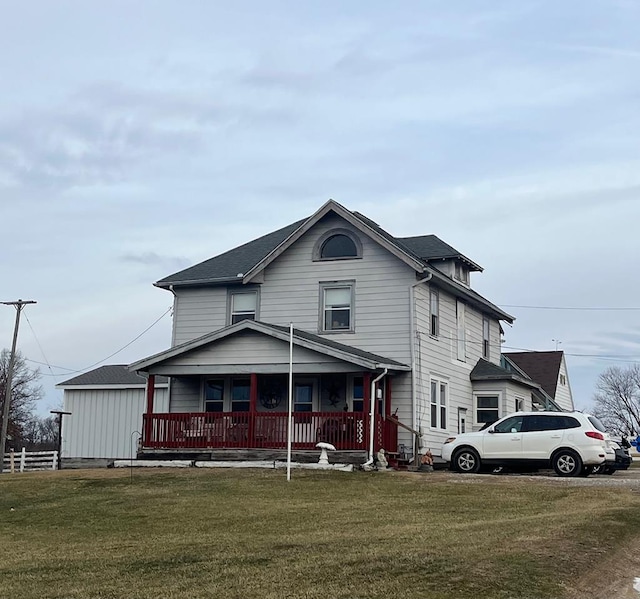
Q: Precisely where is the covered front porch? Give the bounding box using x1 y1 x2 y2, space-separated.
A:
142 410 393 452
132 321 410 455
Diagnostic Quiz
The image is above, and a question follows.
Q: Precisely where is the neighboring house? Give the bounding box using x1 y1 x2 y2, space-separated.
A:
124 199 564 461
503 351 574 412
56 366 168 460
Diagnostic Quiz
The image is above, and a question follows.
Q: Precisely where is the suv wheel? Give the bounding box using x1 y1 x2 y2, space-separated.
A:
452 448 481 473
552 449 583 477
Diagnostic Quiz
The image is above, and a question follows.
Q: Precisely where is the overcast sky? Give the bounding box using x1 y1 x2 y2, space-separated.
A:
1 1 639 415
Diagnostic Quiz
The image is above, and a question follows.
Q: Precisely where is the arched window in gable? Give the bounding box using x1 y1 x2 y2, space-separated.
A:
313 229 363 261
321 234 357 259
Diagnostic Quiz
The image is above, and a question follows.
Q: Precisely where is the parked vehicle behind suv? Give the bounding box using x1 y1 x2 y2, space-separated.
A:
441 411 609 477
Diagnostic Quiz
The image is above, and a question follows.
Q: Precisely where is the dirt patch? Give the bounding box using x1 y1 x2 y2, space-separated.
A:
563 534 640 599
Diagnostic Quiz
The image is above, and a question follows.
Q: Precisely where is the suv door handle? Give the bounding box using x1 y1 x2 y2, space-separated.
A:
550 435 561 439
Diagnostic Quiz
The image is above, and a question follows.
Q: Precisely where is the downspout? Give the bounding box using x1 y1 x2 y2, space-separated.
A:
363 368 388 466
409 272 433 440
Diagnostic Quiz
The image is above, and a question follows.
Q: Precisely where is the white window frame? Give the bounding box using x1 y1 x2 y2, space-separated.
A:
456 300 466 362
313 228 363 261
429 376 448 431
482 316 490 360
473 392 502 426
429 288 439 337
227 288 259 325
319 280 355 333
454 262 469 285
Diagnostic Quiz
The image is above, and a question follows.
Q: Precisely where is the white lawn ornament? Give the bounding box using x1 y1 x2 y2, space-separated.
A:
316 442 336 465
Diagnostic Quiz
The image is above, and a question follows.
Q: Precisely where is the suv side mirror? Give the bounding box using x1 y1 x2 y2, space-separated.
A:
487 428 495 434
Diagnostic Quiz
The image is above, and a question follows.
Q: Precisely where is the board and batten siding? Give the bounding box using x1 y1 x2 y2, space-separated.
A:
62 387 168 459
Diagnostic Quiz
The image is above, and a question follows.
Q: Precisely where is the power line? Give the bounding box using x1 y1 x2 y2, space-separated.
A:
499 304 640 311
24 306 172 377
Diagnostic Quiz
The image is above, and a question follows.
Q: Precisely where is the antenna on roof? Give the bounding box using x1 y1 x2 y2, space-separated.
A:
552 339 562 351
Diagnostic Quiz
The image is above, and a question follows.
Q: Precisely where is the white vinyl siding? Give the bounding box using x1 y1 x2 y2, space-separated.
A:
456 300 466 362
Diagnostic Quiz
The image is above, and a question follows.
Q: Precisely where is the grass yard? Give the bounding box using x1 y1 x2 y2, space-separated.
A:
2 468 640 599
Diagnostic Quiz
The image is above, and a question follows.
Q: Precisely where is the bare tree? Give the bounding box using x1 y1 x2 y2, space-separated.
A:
592 364 640 436
0 349 43 450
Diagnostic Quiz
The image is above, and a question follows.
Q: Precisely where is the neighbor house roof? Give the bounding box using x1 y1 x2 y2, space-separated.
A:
503 351 564 399
129 319 410 374
56 365 168 388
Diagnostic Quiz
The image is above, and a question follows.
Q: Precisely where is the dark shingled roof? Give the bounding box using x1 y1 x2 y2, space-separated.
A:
58 365 168 387
156 219 306 287
503 352 563 399
155 206 480 288
470 358 540 390
396 235 482 271
264 323 408 368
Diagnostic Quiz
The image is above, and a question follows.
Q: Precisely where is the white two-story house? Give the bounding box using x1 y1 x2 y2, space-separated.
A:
125 199 562 462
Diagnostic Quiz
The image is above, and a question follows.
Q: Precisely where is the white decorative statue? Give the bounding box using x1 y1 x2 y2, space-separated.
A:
376 448 388 469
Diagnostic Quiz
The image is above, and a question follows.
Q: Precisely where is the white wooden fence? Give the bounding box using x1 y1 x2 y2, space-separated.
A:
2 448 58 473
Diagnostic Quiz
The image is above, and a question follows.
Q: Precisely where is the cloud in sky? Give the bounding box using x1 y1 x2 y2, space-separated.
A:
1 0 639 413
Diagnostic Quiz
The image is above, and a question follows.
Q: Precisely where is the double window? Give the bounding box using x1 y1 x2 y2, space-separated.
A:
320 281 354 332
430 377 448 430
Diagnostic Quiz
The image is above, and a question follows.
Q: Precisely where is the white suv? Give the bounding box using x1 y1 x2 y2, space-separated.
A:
441 411 609 477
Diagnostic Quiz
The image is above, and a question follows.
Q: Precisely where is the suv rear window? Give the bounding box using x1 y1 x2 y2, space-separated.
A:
588 415 607 433
523 415 581 431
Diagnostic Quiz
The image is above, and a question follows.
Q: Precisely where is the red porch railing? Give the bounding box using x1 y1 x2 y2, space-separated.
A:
142 412 392 451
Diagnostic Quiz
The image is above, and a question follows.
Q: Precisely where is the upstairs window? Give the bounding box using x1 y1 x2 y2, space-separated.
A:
320 282 354 332
429 289 439 337
313 229 362 261
454 262 469 285
229 290 258 324
482 316 490 359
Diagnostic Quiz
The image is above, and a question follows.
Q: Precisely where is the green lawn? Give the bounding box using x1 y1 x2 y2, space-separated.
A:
1 468 639 599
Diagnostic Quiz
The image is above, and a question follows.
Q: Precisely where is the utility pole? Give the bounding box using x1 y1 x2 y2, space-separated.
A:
0 299 36 473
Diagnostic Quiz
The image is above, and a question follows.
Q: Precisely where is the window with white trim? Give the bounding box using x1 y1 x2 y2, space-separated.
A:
320 281 354 332
454 262 469 285
430 377 448 430
456 300 466 361
429 288 439 337
228 290 258 324
204 379 224 413
475 394 500 425
482 316 490 359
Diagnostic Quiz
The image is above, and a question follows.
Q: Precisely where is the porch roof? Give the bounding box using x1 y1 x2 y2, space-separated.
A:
129 320 410 375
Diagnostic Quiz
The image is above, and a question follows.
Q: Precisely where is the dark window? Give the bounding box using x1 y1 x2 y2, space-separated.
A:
482 317 490 359
476 395 499 424
588 415 607 432
493 416 523 433
294 384 313 412
352 377 364 412
204 380 224 413
321 234 358 259
430 289 439 336
231 379 250 412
